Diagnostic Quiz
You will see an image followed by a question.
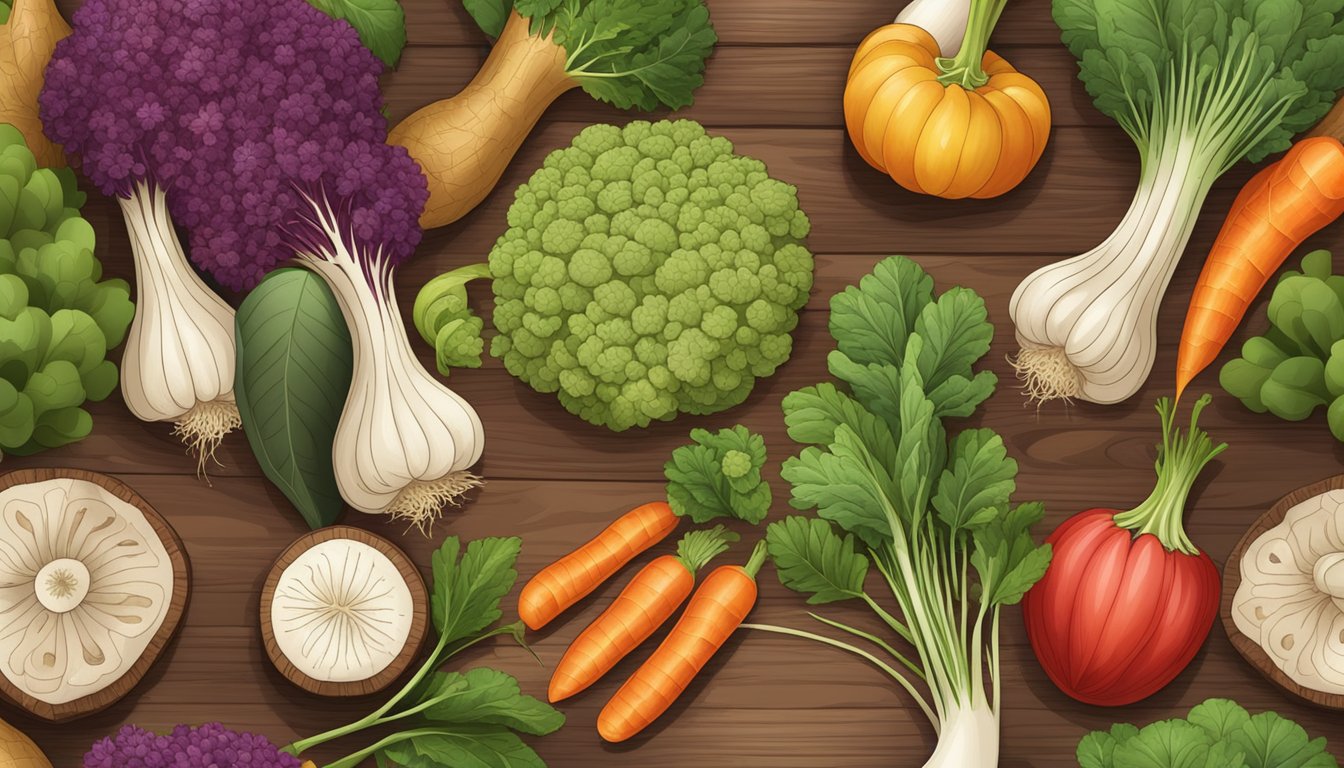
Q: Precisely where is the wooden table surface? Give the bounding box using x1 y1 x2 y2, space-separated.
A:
11 0 1344 765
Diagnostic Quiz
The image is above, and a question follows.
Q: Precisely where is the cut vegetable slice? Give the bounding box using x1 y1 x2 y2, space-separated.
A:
0 468 190 721
261 526 428 697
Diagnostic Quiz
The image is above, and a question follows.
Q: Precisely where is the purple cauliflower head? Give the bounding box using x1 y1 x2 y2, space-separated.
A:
41 0 428 291
83 723 305 768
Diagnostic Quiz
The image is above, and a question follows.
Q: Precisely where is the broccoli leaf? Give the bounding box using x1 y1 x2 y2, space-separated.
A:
235 268 353 530
377 726 547 768
416 668 564 736
306 0 408 68
431 536 522 645
766 515 869 604
665 425 771 524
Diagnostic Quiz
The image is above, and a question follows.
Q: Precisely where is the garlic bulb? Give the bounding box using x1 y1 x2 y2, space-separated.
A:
300 214 483 531
895 0 971 56
1010 140 1214 403
118 181 240 463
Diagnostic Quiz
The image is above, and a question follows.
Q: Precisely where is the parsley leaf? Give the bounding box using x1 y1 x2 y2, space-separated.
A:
665 425 771 524
431 536 522 645
766 516 869 604
417 668 564 735
378 726 547 768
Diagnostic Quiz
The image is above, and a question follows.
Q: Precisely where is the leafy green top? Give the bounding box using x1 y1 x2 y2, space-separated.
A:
414 263 491 378
1220 250 1344 441
1078 698 1339 768
461 0 716 110
1053 0 1344 166
665 425 772 524
305 0 407 68
765 256 1051 723
286 536 565 768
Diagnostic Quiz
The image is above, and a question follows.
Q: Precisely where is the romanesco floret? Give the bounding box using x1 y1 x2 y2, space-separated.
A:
490 120 814 431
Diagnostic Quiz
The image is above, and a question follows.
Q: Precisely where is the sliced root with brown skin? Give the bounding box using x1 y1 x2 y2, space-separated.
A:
1011 346 1083 404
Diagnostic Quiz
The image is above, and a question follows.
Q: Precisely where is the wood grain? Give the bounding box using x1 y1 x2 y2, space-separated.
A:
1221 475 1344 711
17 0 1344 765
259 526 429 698
0 469 191 723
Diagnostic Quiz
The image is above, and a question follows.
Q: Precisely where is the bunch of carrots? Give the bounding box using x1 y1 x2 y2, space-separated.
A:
517 501 767 742
1176 129 1344 398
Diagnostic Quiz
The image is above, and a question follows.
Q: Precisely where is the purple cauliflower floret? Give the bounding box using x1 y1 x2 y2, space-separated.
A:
83 723 304 768
41 0 428 291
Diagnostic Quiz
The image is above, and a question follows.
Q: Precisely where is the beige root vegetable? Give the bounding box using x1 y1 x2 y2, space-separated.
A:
0 0 68 168
0 717 52 768
388 0 716 229
390 12 575 229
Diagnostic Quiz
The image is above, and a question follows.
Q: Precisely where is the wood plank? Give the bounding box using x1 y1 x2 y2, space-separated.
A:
389 0 1067 47
14 476 1344 766
385 45 1102 129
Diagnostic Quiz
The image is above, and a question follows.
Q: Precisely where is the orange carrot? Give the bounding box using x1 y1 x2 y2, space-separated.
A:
597 540 767 743
549 526 737 703
1176 136 1344 400
518 501 679 631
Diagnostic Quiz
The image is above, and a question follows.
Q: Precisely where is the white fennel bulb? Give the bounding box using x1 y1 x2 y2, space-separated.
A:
895 0 971 56
299 197 484 530
1010 138 1213 403
1008 0 1344 404
118 181 240 464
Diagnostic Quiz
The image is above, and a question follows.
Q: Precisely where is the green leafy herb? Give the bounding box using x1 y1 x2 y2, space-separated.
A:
284 536 563 768
1078 699 1339 768
748 256 1049 763
413 263 491 378
0 124 133 458
235 268 353 529
306 0 407 68
1221 250 1344 440
460 0 717 111
665 425 771 524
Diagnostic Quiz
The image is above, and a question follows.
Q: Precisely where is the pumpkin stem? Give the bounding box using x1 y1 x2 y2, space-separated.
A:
936 0 1008 89
1112 394 1227 555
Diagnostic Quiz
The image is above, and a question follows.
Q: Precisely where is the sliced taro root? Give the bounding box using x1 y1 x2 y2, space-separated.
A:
0 468 190 721
261 526 427 697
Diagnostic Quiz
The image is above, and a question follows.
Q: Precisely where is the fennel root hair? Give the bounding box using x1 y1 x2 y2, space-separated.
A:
388 470 485 534
1011 346 1083 404
173 399 242 475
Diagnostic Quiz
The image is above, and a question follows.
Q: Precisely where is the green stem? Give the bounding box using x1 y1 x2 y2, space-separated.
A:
807 612 926 681
741 539 769 579
1111 394 1226 555
936 0 1009 89
321 728 461 768
744 622 939 730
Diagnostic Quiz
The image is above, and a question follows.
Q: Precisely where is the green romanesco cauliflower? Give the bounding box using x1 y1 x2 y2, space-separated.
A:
489 120 815 431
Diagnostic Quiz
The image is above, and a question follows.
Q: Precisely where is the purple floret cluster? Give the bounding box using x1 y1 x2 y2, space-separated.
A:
41 0 428 291
83 723 304 768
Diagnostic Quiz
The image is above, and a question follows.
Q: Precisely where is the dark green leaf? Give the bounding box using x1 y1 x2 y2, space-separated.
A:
235 268 352 530
932 428 1017 534
378 726 546 768
1233 712 1339 768
782 382 899 474
912 286 993 394
1187 699 1251 743
462 0 513 37
1078 724 1143 768
307 0 408 68
827 255 933 369
766 516 868 604
432 536 523 645
417 668 565 735
781 437 892 550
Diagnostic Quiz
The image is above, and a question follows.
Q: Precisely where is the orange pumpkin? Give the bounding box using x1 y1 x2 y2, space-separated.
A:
844 22 1051 199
